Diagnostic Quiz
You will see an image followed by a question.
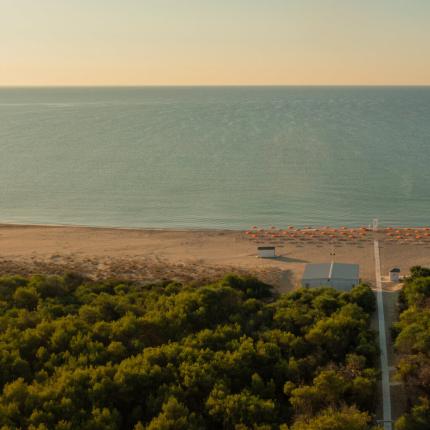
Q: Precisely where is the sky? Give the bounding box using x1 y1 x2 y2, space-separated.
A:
0 0 429 86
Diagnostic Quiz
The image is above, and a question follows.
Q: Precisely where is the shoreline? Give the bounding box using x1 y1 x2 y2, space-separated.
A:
0 222 233 233
3 221 430 232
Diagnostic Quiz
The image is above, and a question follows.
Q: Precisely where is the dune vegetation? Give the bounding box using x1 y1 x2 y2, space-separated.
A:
0 273 379 429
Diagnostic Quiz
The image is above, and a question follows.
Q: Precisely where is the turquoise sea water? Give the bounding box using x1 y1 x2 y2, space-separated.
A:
0 86 429 229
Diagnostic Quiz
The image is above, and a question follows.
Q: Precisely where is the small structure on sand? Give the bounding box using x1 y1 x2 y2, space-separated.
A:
257 246 276 258
389 268 401 283
302 262 359 291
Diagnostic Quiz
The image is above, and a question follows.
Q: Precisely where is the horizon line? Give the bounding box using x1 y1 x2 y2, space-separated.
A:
1 84 429 89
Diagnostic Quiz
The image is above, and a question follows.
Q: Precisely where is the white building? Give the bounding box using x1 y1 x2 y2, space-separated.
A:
389 268 401 283
302 262 360 291
257 246 276 258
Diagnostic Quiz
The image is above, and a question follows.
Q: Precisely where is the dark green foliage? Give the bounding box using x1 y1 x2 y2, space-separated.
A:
410 266 430 279
13 286 39 310
395 397 430 430
394 267 430 429
289 405 372 430
222 274 274 300
0 274 377 429
348 283 377 314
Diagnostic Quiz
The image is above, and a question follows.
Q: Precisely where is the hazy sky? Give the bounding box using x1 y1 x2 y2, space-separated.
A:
1 0 429 86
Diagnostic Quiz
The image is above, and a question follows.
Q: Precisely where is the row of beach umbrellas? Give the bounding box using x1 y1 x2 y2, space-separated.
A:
244 226 430 245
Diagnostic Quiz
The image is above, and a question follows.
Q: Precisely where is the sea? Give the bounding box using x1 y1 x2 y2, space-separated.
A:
0 86 429 229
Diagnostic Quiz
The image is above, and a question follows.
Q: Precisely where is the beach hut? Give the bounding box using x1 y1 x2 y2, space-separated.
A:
389 268 401 282
301 262 359 291
257 246 276 258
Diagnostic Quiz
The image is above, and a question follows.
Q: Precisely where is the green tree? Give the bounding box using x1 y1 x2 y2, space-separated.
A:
290 405 372 430
393 268 430 430
0 274 378 429
206 385 275 428
395 397 430 430
146 398 190 430
13 287 39 310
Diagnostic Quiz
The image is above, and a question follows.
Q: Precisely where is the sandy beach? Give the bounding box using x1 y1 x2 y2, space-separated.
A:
1 224 429 291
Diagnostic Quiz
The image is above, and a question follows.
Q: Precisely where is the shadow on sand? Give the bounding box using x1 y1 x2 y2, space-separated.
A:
279 269 296 292
275 256 308 264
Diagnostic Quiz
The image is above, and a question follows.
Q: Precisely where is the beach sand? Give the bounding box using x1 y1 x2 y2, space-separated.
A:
1 224 429 292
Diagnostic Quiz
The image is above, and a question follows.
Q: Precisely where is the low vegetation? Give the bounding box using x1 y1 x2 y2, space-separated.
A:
0 273 379 429
393 266 430 430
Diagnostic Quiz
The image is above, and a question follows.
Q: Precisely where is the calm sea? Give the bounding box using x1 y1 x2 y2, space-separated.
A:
0 86 429 229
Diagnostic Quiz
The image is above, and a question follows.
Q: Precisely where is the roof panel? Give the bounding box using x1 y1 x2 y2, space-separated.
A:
303 263 359 280
331 263 359 279
303 263 331 279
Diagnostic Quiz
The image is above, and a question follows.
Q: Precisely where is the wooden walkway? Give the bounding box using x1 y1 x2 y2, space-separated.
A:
374 238 393 430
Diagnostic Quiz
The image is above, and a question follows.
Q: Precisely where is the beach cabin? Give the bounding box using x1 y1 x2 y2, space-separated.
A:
389 268 401 282
301 262 359 291
257 246 276 258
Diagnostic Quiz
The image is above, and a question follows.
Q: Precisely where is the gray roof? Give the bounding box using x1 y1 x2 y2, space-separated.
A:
302 263 359 280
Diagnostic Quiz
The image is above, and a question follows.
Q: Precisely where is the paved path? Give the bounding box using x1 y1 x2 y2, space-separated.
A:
374 239 392 430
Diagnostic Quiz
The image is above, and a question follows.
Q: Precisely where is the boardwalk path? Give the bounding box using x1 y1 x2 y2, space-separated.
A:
374 238 392 430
